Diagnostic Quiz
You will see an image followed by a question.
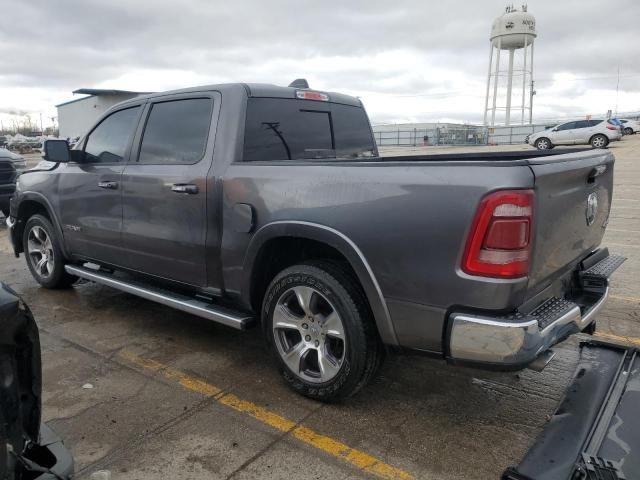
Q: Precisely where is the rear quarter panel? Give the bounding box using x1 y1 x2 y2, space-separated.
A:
220 161 534 352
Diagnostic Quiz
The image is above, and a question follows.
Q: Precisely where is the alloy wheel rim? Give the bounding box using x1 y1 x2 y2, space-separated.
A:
27 226 54 278
272 285 346 383
538 139 548 149
593 137 605 147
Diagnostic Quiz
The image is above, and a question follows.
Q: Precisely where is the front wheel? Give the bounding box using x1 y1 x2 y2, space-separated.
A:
23 214 77 289
590 134 609 149
535 138 552 150
263 261 383 402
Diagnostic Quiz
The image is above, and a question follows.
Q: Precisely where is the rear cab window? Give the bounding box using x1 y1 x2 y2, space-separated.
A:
242 98 376 161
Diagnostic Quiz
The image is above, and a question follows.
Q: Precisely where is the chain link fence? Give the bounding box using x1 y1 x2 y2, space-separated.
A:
372 123 557 147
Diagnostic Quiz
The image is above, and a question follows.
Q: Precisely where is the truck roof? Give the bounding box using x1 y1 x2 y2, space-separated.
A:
120 83 362 107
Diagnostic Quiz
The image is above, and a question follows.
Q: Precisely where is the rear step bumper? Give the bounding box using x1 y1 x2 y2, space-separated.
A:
65 265 253 330
447 253 625 369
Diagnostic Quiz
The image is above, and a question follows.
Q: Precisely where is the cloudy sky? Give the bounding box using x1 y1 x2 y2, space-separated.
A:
1 0 639 130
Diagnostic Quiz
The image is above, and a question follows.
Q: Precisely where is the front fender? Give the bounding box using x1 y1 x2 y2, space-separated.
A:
12 191 69 259
241 221 398 346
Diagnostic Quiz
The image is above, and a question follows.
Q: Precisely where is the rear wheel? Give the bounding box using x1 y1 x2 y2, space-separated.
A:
535 138 552 150
623 127 633 135
590 134 609 149
23 214 77 289
263 261 383 402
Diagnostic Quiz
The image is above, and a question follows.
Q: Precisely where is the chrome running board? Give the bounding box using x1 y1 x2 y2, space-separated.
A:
65 265 252 330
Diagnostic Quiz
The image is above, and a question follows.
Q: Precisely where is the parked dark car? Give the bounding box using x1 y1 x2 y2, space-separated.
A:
0 283 73 479
6 81 624 401
0 150 27 217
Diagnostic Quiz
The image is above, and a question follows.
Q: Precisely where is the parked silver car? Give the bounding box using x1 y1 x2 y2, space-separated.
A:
619 118 640 135
525 119 622 150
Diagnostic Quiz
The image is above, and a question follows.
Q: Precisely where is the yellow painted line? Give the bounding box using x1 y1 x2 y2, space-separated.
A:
119 351 414 480
594 331 640 348
610 293 640 303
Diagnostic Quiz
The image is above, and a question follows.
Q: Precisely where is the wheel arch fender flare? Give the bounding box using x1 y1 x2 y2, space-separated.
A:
15 192 69 258
241 221 398 346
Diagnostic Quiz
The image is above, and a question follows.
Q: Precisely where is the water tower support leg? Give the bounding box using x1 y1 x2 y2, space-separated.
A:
483 44 494 125
490 37 502 126
521 36 528 124
505 48 514 126
529 42 535 124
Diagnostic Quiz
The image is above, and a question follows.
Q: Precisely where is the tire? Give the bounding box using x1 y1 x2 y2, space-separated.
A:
535 137 552 150
623 127 633 135
22 214 77 289
263 261 383 402
590 134 609 149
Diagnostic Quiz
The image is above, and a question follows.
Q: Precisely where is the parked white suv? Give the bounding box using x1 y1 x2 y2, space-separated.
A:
526 119 622 150
619 118 640 135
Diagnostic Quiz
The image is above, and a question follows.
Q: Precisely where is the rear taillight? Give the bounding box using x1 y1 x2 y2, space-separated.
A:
606 124 618 130
462 189 534 279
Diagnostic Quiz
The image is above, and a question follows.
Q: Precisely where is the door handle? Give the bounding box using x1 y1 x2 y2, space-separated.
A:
171 184 199 194
98 181 118 189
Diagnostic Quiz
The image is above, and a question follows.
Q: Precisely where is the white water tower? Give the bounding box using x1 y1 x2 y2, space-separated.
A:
483 5 536 126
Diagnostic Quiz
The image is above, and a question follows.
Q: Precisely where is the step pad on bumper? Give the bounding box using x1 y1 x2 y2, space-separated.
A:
580 254 627 292
530 297 579 331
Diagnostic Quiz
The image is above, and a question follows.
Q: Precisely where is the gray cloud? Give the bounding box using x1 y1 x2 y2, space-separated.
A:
1 0 638 123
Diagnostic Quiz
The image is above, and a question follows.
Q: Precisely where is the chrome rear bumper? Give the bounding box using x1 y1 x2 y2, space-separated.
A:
447 254 625 369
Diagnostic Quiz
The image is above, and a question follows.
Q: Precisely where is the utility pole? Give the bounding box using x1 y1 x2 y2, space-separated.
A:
614 65 620 117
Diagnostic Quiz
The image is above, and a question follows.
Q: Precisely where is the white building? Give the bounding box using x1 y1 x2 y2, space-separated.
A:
56 88 150 139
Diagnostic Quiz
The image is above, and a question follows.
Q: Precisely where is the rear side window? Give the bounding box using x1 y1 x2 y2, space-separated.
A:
574 120 591 129
138 98 213 164
243 98 376 161
84 107 140 163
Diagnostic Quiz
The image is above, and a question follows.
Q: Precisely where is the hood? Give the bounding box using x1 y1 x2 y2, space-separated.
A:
0 283 42 476
0 150 24 162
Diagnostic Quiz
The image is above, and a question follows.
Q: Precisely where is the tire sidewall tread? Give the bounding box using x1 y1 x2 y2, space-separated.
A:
591 134 609 149
22 214 76 289
263 261 381 402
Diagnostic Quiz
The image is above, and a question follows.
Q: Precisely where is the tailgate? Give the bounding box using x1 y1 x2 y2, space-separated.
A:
526 150 614 299
503 339 639 480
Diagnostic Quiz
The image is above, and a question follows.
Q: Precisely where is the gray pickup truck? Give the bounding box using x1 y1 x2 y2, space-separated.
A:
6 81 624 401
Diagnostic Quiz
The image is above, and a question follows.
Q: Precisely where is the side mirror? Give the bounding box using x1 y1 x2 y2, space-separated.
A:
552 128 558 132
43 139 71 163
